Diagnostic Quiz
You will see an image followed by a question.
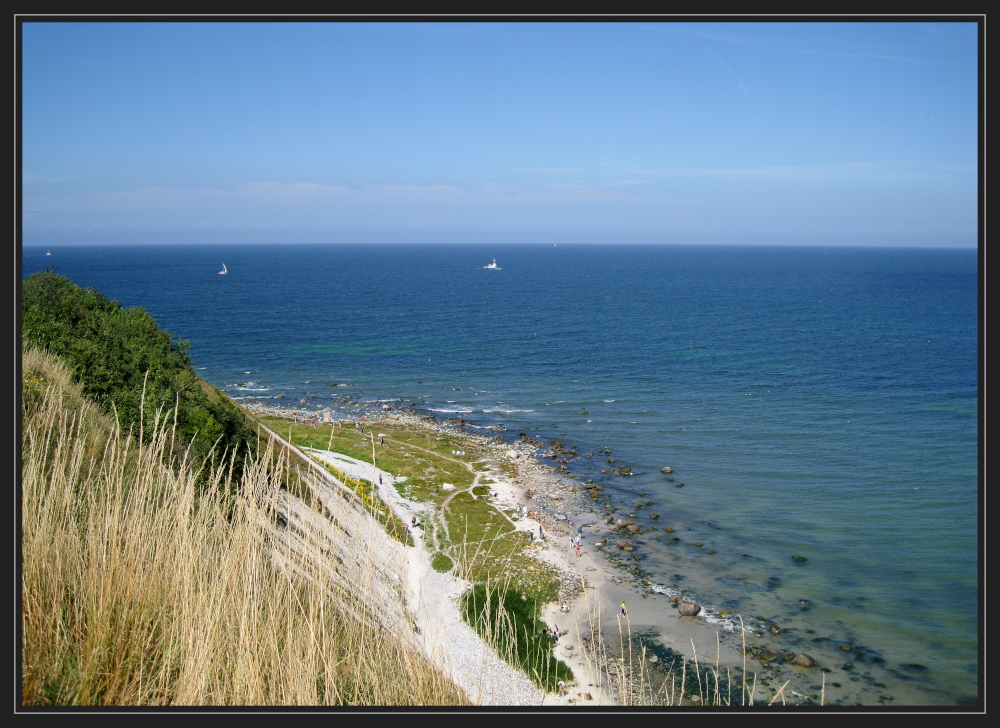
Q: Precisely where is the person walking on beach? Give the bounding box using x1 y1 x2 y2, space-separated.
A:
620 601 627 617
575 542 581 558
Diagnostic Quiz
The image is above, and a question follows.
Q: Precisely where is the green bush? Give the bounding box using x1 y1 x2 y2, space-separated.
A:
21 269 257 484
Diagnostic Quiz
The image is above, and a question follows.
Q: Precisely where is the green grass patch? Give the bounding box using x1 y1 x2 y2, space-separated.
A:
446 491 513 546
461 583 573 692
431 552 454 573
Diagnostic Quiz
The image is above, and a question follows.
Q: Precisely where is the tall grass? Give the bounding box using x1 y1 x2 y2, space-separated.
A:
550 577 783 707
460 581 573 693
21 348 467 706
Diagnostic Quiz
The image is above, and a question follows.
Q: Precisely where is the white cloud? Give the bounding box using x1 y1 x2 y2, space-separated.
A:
22 172 69 184
621 161 969 183
49 181 470 211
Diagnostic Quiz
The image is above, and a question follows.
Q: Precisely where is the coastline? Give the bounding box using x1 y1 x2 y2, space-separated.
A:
240 397 773 707
23 242 977 710
247 399 620 704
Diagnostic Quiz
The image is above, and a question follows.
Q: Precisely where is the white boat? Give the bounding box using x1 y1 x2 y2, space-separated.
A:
219 263 228 275
45 250 51 256
483 259 501 270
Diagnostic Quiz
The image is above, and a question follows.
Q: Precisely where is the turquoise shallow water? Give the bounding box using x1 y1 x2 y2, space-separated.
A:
22 241 979 705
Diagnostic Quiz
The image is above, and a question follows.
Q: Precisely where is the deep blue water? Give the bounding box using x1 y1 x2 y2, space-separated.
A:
21 241 979 705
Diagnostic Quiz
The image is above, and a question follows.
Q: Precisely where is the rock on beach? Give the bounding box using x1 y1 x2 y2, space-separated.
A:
792 653 817 667
678 600 702 616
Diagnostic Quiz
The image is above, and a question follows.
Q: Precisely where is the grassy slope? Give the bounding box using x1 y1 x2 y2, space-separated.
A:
21 270 258 485
21 347 468 706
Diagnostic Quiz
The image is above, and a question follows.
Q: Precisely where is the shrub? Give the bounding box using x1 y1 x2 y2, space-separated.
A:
22 269 257 484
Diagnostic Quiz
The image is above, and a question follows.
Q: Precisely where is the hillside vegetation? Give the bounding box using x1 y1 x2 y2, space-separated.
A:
20 346 468 706
20 271 468 705
22 269 257 485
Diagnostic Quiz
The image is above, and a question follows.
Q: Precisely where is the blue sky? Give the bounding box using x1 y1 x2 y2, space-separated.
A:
20 19 979 246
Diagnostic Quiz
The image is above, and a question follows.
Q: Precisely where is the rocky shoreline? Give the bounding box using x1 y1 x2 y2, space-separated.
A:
238 394 774 706
238 394 913 708
240 396 649 704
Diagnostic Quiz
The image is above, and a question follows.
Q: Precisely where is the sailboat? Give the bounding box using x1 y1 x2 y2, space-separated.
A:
219 263 228 275
483 259 501 270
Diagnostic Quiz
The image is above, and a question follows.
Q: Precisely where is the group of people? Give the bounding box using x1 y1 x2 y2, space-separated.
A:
570 525 583 557
519 508 587 557
525 518 587 556
541 625 567 640
515 505 540 521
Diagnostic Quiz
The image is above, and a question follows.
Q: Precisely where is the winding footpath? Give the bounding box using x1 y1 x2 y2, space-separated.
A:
257 419 615 705
276 437 553 705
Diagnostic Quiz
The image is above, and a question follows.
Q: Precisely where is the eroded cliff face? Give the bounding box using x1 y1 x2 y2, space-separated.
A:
258 424 416 641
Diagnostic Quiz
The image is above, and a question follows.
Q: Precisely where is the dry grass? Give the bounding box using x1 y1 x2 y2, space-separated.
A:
554 583 782 707
21 347 796 708
20 348 467 706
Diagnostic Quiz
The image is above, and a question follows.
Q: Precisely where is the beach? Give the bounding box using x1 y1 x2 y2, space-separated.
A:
242 398 804 707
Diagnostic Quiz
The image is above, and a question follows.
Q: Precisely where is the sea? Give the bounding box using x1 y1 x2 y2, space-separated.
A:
21 241 980 706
